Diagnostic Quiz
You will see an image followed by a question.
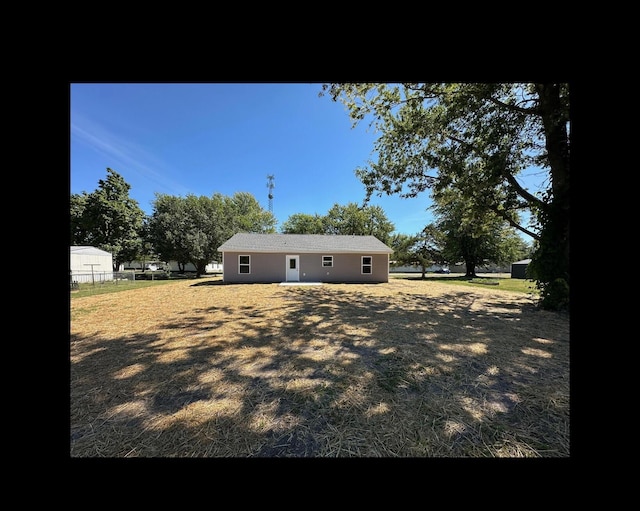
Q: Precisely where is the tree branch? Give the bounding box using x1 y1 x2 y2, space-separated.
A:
447 134 546 210
487 204 540 241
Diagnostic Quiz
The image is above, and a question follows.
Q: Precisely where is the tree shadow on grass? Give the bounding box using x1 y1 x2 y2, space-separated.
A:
70 283 569 458
190 279 227 286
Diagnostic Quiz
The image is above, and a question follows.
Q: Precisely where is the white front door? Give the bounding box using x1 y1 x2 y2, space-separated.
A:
286 255 300 281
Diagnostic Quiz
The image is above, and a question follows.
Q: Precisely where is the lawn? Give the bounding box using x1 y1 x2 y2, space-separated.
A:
70 276 569 457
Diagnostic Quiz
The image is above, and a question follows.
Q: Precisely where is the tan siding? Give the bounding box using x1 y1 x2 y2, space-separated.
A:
222 252 388 283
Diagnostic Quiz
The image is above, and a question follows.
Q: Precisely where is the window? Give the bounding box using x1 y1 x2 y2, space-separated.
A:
322 255 333 267
362 256 372 274
239 255 250 274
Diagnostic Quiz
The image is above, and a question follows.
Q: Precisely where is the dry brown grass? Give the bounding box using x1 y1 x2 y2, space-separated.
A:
70 276 569 457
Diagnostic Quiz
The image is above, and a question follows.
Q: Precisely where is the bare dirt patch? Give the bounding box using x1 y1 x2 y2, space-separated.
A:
70 276 569 457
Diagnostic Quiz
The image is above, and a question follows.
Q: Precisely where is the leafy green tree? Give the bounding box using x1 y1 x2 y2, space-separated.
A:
389 233 416 268
282 202 394 244
432 188 524 277
70 192 90 245
281 213 325 234
120 218 152 269
320 83 569 311
70 168 145 271
148 191 275 277
405 225 445 278
147 194 192 271
323 203 395 244
224 192 277 236
183 194 225 276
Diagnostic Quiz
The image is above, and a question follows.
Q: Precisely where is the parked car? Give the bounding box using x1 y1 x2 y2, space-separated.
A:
434 267 450 274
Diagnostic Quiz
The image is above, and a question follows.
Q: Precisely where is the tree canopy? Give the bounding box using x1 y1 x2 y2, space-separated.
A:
281 213 325 235
432 187 528 277
148 191 276 276
281 202 395 245
390 227 445 279
70 168 145 271
320 83 569 310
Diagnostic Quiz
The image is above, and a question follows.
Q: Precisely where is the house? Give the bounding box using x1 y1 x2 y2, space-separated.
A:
510 258 532 279
217 233 394 283
70 246 114 284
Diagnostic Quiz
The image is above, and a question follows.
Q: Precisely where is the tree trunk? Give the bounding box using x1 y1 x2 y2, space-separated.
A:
530 84 570 310
195 261 207 278
465 261 477 278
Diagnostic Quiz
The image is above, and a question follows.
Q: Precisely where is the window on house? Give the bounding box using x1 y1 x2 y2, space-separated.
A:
362 256 372 274
322 255 333 267
239 255 250 274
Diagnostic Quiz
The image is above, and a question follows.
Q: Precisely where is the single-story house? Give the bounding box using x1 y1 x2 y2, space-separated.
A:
70 246 114 283
217 233 394 283
510 258 532 279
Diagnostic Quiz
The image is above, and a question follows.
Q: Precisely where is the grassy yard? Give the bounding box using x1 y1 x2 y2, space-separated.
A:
390 273 539 295
71 273 538 299
70 276 569 457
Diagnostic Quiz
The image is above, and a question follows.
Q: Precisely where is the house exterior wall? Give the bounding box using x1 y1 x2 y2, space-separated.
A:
222 252 389 283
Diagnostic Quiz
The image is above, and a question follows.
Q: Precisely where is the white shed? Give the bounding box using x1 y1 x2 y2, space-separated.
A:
70 246 114 284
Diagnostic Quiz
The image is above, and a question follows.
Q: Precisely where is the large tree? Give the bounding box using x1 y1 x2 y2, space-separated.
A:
281 213 325 234
148 192 276 276
432 188 526 277
320 83 569 311
147 194 194 272
223 192 277 237
70 168 145 271
323 203 395 244
391 226 445 279
281 202 395 245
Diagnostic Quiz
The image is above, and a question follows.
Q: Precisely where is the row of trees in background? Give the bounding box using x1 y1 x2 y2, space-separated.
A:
71 167 531 280
281 201 530 276
391 216 530 279
148 192 275 275
70 168 277 276
280 203 395 244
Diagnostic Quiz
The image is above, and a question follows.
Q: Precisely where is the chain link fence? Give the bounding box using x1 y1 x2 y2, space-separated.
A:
70 271 135 289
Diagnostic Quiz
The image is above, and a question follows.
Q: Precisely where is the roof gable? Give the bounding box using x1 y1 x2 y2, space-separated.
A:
218 233 393 253
70 246 113 257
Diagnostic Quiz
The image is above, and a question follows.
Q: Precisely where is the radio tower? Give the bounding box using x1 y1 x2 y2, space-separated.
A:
266 174 275 213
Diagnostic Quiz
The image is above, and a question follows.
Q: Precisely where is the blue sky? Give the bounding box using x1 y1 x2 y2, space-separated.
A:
70 82 543 239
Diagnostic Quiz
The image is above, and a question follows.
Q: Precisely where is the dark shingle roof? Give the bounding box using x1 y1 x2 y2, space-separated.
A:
218 233 393 253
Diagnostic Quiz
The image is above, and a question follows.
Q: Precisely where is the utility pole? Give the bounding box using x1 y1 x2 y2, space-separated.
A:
266 174 275 214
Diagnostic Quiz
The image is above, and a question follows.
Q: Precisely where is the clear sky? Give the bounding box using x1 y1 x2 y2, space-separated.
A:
70 82 543 239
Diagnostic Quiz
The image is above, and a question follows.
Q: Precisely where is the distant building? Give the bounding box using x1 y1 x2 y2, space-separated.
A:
70 246 114 283
510 259 532 279
120 260 222 273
